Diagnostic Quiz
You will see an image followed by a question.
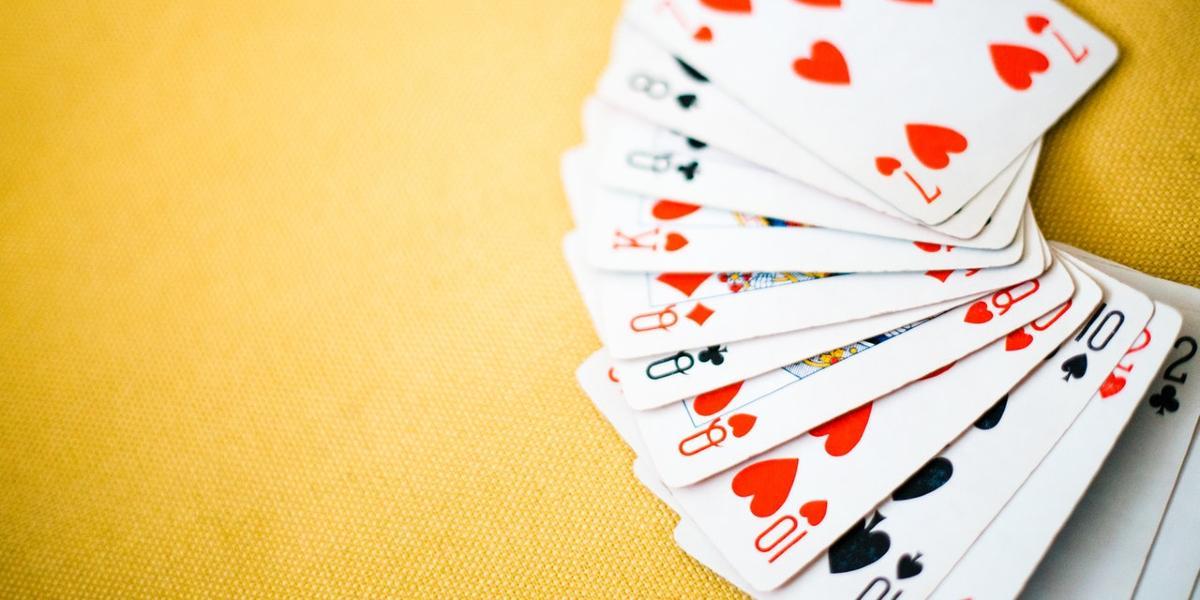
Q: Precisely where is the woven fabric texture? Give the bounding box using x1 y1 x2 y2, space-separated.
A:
0 1 1196 597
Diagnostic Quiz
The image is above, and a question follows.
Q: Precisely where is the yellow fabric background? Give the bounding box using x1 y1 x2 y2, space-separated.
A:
1 1 1196 597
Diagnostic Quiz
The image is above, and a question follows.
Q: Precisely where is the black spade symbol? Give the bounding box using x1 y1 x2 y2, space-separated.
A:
828 513 891 574
974 395 1008 430
897 552 924 580
685 137 708 150
1060 353 1088 381
674 57 710 82
676 93 698 110
1149 384 1180 415
892 457 953 501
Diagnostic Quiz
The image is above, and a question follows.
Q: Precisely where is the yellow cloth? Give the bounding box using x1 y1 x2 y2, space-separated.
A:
1 1 1196 597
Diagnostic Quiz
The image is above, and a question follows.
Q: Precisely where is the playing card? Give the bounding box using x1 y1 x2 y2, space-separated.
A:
623 0 1117 224
565 228 973 409
584 96 1035 247
1024 327 1200 597
596 210 1048 358
1137 351 1200 600
933 299 1180 600
958 248 1200 599
635 255 1076 487
566 150 1027 273
643 254 1094 592
576 351 689 515
593 24 1039 244
613 302 981 411
577 349 651 458
673 516 756 596
655 252 1154 595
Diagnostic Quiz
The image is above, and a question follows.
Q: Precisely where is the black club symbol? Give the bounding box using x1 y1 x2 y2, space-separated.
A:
1149 385 1180 415
698 345 726 366
677 160 699 181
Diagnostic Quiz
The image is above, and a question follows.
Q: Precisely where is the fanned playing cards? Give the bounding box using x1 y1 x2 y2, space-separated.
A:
561 2 1200 597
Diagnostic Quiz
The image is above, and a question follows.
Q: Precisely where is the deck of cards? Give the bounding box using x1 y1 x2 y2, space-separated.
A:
562 2 1200 597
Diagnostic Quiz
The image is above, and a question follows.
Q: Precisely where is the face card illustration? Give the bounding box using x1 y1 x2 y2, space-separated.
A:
613 294 970 410
597 209 1048 358
622 0 1117 224
565 222 980 410
636 256 1076 487
583 97 1037 247
593 24 1041 243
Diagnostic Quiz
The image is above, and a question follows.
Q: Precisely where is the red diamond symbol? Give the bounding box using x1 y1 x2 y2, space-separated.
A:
687 303 714 326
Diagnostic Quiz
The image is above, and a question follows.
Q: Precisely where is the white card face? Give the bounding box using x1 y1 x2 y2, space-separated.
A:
577 353 694 514
635 456 685 515
596 210 1047 358
673 517 757 596
1136 327 1200 600
565 226 974 410
622 0 1117 224
932 300 1180 600
1008 256 1200 600
655 256 1094 592
1052 242 1200 314
585 96 1035 247
612 296 969 410
665 255 1152 595
636 256 1076 487
598 21 880 208
594 24 1037 243
577 349 651 458
567 152 1026 273
1020 307 1198 600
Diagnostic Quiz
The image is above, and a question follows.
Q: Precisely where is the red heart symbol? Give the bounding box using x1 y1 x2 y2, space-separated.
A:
964 301 994 324
652 199 702 220
693 26 714 42
655 273 711 297
1005 327 1034 351
1100 372 1127 398
794 0 840 6
664 232 689 252
913 241 942 253
728 413 757 437
989 44 1050 91
793 41 851 85
732 458 798 517
875 156 901 176
701 0 752 12
809 402 872 457
1026 14 1050 34
693 381 744 416
906 123 968 170
799 499 827 526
